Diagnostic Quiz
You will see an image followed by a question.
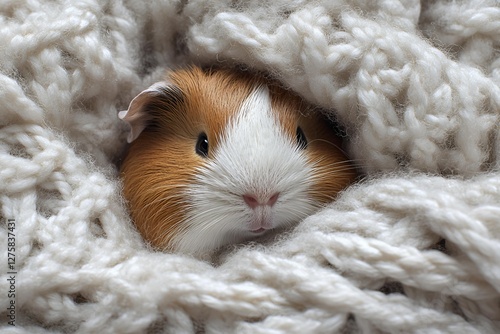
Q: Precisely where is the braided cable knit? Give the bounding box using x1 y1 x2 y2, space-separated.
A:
0 0 499 333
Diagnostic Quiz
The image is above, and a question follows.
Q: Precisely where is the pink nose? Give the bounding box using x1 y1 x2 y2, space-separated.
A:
243 193 280 209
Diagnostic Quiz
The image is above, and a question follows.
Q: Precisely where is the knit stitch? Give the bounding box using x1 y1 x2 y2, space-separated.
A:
1 0 499 333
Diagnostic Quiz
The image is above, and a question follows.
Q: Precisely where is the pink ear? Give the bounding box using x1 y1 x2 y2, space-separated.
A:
119 81 171 143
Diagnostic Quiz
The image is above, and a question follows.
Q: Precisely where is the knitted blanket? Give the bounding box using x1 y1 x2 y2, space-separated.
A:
1 0 500 333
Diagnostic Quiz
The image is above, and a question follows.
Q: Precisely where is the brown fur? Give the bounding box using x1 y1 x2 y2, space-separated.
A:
120 66 357 250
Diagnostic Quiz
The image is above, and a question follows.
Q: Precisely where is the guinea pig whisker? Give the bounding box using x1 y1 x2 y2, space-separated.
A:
309 168 357 181
309 162 361 179
306 138 349 156
307 152 365 171
184 211 226 234
187 205 227 222
311 156 362 169
283 209 310 223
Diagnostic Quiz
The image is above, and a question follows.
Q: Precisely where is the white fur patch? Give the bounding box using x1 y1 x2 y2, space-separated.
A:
172 86 316 255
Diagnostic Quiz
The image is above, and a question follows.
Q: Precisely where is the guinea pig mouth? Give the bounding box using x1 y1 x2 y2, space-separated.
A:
250 227 267 234
248 209 274 233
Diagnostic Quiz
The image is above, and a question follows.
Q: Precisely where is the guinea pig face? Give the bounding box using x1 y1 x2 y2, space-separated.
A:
120 67 356 256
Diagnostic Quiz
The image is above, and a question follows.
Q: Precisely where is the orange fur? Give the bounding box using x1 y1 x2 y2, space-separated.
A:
120 66 357 250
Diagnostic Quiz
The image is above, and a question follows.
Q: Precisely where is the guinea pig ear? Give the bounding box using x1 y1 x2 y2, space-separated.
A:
118 81 172 143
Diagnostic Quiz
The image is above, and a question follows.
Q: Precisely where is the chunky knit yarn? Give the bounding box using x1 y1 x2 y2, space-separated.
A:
1 0 499 333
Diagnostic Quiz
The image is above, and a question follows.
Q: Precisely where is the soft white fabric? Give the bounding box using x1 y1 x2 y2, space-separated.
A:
1 0 500 333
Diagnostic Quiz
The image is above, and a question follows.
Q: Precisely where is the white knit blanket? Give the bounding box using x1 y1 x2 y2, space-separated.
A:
1 1 500 333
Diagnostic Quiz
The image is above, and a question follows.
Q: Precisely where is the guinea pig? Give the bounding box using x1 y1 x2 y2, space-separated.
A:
119 66 356 256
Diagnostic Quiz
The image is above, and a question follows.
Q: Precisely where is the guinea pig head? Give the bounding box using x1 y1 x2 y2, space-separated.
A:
120 67 356 256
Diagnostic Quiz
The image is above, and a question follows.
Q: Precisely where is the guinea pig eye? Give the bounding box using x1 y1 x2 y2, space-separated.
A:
296 126 308 149
195 132 209 157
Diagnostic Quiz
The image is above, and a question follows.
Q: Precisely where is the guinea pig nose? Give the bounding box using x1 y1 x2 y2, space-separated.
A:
267 192 280 206
243 194 259 209
243 192 280 208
